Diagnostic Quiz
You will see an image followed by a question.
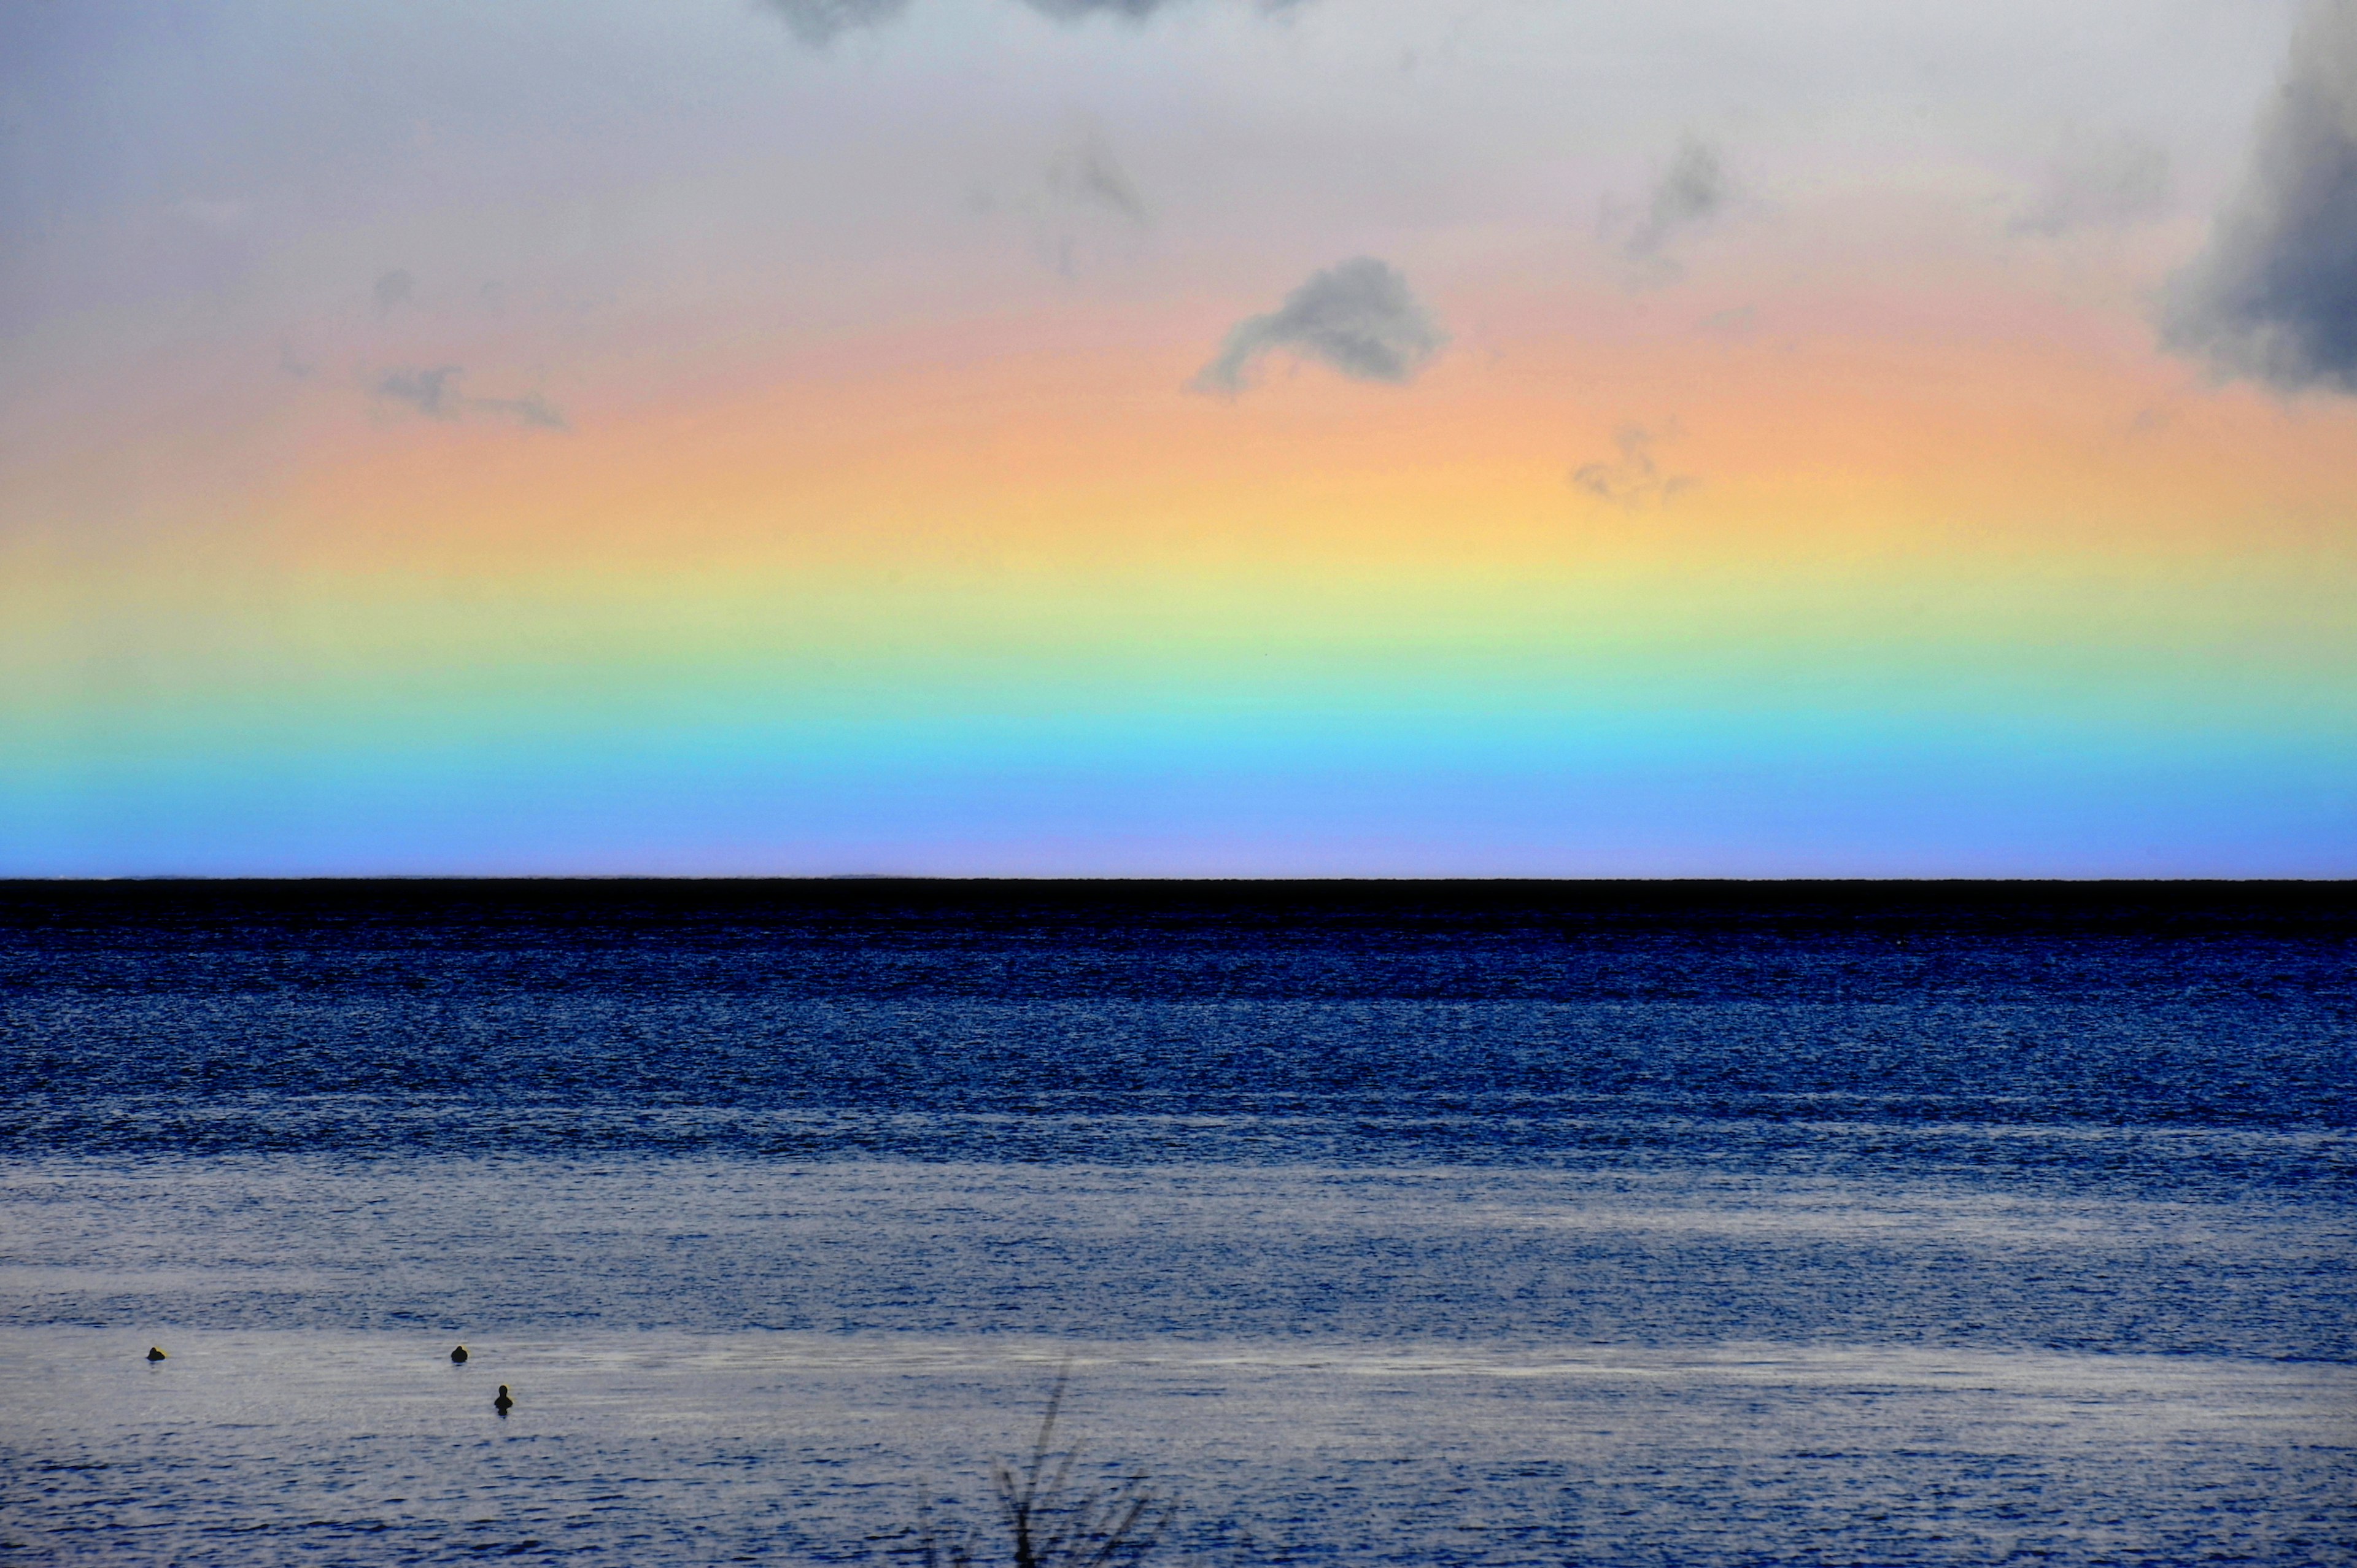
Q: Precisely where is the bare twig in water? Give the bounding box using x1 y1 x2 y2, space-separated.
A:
904 1371 1169 1568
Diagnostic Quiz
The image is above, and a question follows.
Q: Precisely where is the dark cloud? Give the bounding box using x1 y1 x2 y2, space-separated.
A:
1611 137 1730 285
373 268 416 315
1571 425 1696 509
2010 138 2172 238
2161 0 2357 395
374 366 566 430
1191 257 1446 396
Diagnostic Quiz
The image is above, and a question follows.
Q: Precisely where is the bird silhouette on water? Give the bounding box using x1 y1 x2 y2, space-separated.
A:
145 1347 167 1362
494 1385 514 1415
450 1345 468 1364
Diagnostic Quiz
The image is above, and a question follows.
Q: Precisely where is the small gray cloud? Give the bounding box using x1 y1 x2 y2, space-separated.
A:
2161 0 2357 396
1698 304 1758 339
762 0 913 45
1032 0 1312 17
173 197 249 231
374 366 567 430
373 268 416 315
2010 137 2172 238
1025 0 1182 17
1031 0 1320 17
764 0 1293 45
377 363 462 417
467 392 568 430
1045 131 1147 225
1571 424 1697 509
1035 0 1313 15
1608 137 1731 287
1013 126 1151 277
1191 257 1446 396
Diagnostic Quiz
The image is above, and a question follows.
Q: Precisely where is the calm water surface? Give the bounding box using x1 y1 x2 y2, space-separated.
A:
1 882 2351 1565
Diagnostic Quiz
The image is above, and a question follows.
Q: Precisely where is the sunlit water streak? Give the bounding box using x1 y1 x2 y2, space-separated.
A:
4 1153 2351 1565
5 1321 2351 1567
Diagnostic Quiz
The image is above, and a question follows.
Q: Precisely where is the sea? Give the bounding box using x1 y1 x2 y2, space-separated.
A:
1 880 2350 1566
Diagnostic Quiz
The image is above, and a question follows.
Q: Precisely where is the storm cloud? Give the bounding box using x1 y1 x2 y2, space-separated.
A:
2162 0 2357 395
1190 257 1446 396
375 366 567 430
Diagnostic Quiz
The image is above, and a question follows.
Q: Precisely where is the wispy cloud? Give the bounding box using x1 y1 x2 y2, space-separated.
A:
1190 257 1446 396
761 0 915 46
1571 424 1697 509
1045 129 1148 225
983 124 1151 278
2010 137 2172 238
1025 0 1193 18
377 364 463 417
1608 137 1732 287
2161 0 2357 396
466 392 568 429
1698 304 1758 339
374 366 567 430
373 268 416 315
762 0 1296 46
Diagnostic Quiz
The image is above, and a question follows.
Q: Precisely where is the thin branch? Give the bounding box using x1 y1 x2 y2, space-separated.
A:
902 1367 1167 1568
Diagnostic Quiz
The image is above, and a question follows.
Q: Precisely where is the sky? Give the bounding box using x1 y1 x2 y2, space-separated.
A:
2 0 2353 876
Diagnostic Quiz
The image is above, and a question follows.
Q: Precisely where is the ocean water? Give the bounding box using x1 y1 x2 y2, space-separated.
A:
1 881 2351 1566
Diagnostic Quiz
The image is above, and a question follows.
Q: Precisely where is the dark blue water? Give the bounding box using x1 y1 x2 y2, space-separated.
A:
11 880 2353 1148
2 882 2351 1565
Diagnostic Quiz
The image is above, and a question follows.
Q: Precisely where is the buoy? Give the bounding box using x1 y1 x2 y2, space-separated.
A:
451 1345 468 1364
145 1346 167 1362
493 1385 514 1413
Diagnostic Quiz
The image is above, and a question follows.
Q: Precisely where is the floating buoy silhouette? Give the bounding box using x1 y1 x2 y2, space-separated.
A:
450 1345 469 1364
145 1346 167 1362
493 1385 514 1413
